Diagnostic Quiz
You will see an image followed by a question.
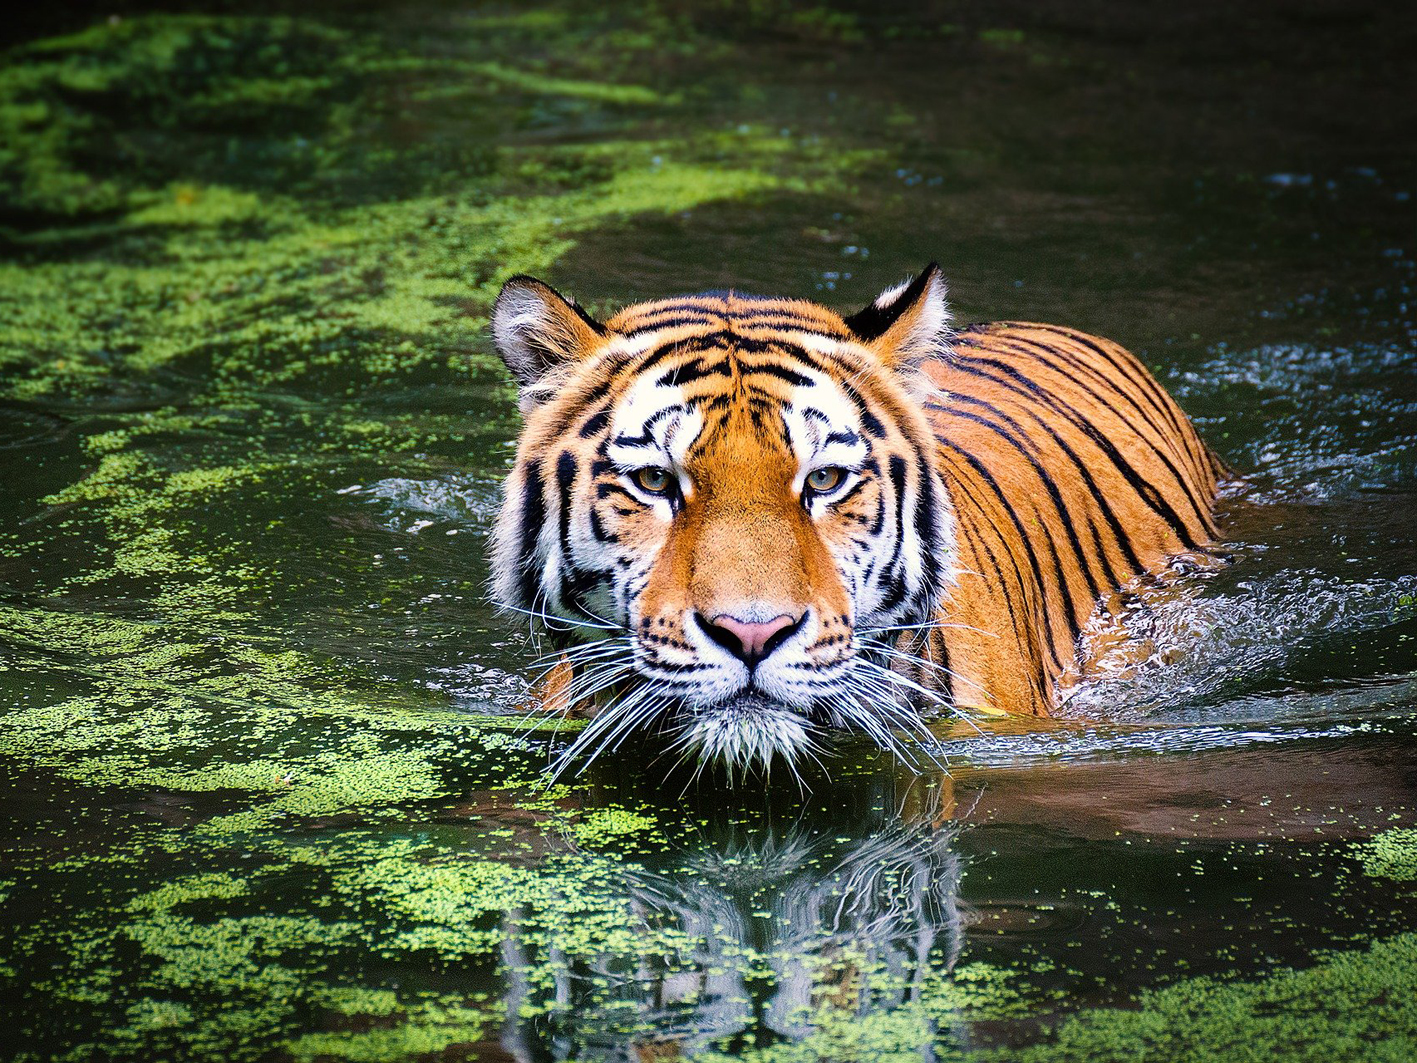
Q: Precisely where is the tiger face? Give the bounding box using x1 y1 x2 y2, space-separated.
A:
489 266 956 772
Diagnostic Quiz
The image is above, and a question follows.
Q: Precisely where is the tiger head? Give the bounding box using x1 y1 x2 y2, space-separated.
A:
489 265 956 774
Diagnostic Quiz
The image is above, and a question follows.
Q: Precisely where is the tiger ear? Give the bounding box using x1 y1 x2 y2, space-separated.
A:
844 263 952 366
491 275 609 404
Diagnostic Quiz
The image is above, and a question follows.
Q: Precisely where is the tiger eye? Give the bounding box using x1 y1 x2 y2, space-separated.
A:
632 467 673 495
806 466 845 493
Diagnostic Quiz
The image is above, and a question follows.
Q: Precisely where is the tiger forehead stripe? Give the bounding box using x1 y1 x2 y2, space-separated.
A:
609 320 857 383
609 293 854 339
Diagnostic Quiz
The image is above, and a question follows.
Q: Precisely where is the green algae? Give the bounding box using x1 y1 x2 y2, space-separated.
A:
467 60 672 106
284 997 490 1063
0 12 868 404
694 960 1040 1063
692 933 1417 1063
128 872 249 912
1355 829 1417 883
994 933 1417 1063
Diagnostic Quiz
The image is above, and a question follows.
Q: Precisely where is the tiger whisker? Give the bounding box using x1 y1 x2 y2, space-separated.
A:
856 637 994 706
829 675 950 773
547 681 669 782
845 664 957 753
499 600 621 632
526 637 631 679
858 618 999 639
828 692 920 770
854 656 961 712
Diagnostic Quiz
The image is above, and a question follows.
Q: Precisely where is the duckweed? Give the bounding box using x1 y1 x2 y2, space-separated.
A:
1355 829 1417 883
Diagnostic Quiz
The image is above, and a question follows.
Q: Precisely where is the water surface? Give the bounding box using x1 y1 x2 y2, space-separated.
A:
1 3 1414 1060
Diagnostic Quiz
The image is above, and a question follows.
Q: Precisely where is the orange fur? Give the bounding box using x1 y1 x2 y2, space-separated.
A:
909 323 1226 715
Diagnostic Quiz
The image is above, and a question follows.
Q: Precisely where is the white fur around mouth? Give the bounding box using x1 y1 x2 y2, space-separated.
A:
678 693 812 775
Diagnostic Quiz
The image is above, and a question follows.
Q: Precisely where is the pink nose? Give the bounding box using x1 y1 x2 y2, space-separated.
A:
700 612 800 665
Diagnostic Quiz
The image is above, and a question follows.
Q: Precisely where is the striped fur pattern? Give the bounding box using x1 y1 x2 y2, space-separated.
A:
489 264 1227 774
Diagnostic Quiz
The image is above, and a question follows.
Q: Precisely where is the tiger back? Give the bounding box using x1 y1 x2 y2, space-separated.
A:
905 322 1227 717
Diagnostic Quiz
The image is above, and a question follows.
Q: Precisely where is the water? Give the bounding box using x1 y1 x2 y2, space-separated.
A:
1 3 1414 1060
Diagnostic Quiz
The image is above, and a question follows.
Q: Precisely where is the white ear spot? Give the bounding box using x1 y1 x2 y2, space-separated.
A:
873 278 914 309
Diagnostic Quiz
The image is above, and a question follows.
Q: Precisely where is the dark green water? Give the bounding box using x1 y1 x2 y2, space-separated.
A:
2 3 1415 1060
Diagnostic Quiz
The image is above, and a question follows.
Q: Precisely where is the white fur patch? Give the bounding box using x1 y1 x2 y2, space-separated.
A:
873 278 915 309
678 694 812 774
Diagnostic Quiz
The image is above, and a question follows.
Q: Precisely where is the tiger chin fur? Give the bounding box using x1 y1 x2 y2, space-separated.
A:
488 263 1227 776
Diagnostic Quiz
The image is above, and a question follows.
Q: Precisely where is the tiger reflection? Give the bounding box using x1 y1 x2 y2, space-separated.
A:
495 774 965 1061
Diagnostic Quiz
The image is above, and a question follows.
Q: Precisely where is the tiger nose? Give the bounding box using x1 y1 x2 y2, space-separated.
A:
696 611 803 667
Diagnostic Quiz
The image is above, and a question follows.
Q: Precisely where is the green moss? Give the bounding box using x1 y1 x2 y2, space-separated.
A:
196 749 455 835
1355 829 1417 882
996 934 1417 1063
468 60 670 105
284 998 489 1062
128 872 248 912
694 936 1417 1063
979 28 1027 47
570 806 660 847
0 11 867 404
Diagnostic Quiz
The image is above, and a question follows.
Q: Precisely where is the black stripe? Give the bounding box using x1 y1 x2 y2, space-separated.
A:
912 454 946 602
516 461 545 608
877 456 911 612
935 439 1077 666
989 340 1215 538
1002 333 1176 457
868 493 886 535
933 391 1144 578
555 450 578 570
625 300 841 326
930 629 955 706
928 401 1107 602
1028 324 1197 453
935 399 1122 600
1001 331 1214 512
588 505 617 544
656 359 732 386
742 361 813 387
596 482 641 503
623 315 719 335
944 471 1055 702
1014 326 1220 508
837 376 886 437
951 352 1208 550
579 409 610 437
622 300 730 318
833 478 869 508
610 405 678 448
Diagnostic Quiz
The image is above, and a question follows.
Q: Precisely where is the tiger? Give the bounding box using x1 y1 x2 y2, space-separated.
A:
488 263 1228 774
